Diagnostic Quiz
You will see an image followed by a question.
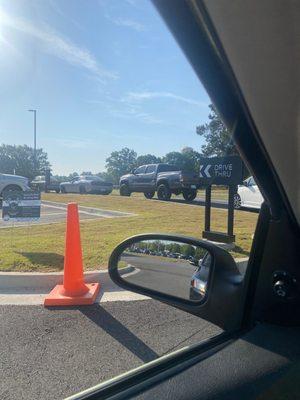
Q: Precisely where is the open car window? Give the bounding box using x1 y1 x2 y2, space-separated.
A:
0 1 263 399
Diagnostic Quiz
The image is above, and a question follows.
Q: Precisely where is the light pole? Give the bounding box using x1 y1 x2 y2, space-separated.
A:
28 109 37 170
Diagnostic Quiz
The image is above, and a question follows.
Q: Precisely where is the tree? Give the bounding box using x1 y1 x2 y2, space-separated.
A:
181 147 203 172
105 147 137 183
136 154 162 166
181 244 195 258
68 172 79 179
196 104 238 157
96 171 114 183
163 151 186 170
163 148 202 173
0 144 51 180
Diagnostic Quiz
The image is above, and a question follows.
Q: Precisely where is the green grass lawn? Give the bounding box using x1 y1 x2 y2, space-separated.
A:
0 190 258 272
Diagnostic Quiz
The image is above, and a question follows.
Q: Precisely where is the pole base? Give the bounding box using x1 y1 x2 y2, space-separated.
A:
202 230 235 244
44 283 100 306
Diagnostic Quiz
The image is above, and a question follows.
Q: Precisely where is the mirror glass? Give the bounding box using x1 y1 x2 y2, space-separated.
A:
117 238 212 302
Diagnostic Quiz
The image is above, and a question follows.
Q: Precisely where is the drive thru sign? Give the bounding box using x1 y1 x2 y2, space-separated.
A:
200 155 244 244
199 156 243 186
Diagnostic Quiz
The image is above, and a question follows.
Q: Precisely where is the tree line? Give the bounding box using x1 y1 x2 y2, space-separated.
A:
0 104 245 183
129 240 207 260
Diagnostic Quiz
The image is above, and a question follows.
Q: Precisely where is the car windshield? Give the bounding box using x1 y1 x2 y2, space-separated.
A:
0 1 261 399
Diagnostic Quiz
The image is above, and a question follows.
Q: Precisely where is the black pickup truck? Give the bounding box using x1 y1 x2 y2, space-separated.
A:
119 163 199 202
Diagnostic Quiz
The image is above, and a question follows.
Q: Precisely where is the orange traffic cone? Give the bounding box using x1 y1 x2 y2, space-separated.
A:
44 203 100 306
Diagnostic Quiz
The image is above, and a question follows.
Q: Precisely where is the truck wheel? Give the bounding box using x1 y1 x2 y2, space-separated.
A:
182 189 197 202
157 184 171 201
120 184 131 197
144 191 155 199
55 188 60 194
2 185 22 197
234 193 242 209
61 186 66 193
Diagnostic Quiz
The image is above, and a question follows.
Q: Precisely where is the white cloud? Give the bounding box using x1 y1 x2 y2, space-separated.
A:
124 91 207 107
86 97 163 124
110 108 163 124
0 7 117 82
106 15 145 32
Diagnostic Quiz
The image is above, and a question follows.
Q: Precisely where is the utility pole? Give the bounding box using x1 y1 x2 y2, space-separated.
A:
28 109 37 171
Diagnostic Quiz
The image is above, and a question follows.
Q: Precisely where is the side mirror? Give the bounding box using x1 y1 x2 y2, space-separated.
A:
109 234 245 330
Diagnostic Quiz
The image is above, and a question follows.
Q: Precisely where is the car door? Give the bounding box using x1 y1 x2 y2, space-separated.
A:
131 166 147 192
140 165 157 192
248 177 263 208
66 178 79 193
243 177 263 208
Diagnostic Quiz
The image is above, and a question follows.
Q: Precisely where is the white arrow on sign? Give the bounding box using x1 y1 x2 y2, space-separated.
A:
200 164 211 178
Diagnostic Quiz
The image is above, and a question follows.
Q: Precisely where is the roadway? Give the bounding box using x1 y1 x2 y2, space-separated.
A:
0 300 221 400
121 254 198 300
0 201 134 229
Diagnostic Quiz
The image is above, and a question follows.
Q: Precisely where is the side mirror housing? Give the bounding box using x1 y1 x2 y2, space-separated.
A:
109 234 245 330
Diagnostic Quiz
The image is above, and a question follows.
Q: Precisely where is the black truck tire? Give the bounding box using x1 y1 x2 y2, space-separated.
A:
1 184 23 197
120 184 131 197
182 189 197 202
144 191 155 199
157 184 171 201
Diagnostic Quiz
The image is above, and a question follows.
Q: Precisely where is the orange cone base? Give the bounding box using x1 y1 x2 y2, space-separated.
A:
44 283 100 306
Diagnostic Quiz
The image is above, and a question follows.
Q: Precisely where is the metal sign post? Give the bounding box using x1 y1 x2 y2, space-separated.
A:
199 156 244 244
45 169 51 193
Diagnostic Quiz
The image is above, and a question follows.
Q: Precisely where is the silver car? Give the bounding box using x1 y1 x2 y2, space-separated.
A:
60 175 113 195
0 173 30 198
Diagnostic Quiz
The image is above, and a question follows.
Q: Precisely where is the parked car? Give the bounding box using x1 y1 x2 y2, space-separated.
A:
60 175 113 195
31 175 60 193
0 173 30 198
234 176 263 209
189 252 212 300
119 163 199 202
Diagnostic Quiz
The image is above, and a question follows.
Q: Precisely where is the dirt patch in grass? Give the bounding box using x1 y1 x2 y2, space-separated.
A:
0 191 258 272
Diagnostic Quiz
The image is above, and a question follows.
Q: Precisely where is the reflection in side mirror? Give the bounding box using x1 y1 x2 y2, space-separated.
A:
109 234 244 330
115 238 212 302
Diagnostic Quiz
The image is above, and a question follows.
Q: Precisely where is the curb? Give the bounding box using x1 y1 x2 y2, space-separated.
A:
0 266 134 294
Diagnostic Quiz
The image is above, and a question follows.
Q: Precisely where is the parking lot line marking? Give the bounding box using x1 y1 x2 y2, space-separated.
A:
42 200 135 217
41 212 66 216
42 203 132 218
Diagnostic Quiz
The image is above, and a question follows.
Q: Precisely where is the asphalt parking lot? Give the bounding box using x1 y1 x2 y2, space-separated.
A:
0 300 221 400
0 200 134 229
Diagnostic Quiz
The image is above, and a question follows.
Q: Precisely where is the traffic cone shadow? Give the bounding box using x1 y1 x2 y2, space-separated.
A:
44 203 100 306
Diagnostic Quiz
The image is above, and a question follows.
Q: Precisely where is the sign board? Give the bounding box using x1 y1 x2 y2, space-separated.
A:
199 156 243 185
2 190 41 221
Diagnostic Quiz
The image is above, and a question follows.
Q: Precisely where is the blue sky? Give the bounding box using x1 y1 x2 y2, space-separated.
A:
0 0 210 175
